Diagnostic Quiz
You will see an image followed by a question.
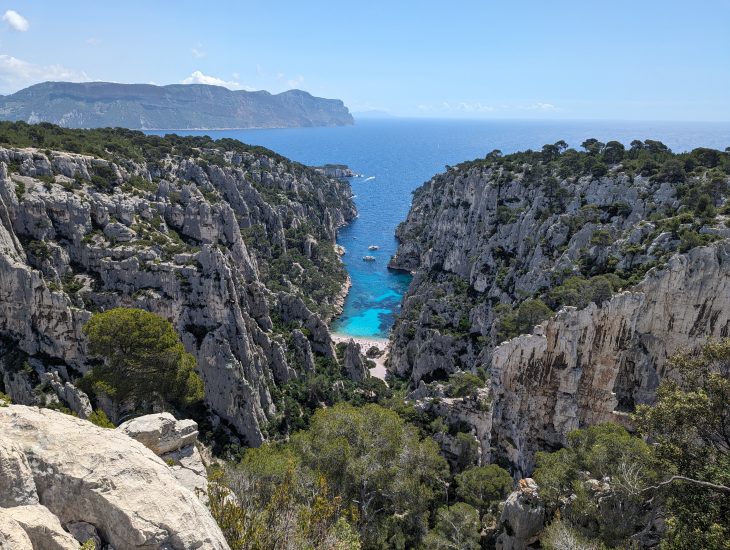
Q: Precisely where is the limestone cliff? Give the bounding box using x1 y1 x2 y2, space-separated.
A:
0 127 355 445
0 404 229 549
491 241 730 474
388 143 730 471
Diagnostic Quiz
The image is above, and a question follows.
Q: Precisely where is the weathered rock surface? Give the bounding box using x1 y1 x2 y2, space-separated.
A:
119 413 198 455
387 151 730 472
0 139 355 444
342 339 369 382
0 439 39 508
413 387 492 468
118 413 208 497
388 162 689 383
0 405 229 549
495 478 545 550
490 241 730 473
0 513 33 549
2 505 80 550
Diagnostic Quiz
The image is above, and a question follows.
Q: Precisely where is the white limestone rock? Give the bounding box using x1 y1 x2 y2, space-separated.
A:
490 241 730 473
0 440 38 507
118 412 198 455
0 405 229 549
1 505 80 550
0 513 33 550
495 479 545 550
0 144 355 446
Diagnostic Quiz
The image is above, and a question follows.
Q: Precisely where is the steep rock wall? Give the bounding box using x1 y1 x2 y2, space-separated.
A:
0 141 355 444
490 241 730 474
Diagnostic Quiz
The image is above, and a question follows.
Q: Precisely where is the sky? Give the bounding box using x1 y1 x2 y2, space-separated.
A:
0 0 728 121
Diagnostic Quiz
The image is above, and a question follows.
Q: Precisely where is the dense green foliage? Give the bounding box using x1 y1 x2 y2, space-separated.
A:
81 308 204 411
212 403 452 549
634 339 730 549
208 459 360 550
265 351 391 438
472 139 730 181
534 339 730 549
454 464 513 514
534 424 658 546
421 503 482 550
0 120 292 165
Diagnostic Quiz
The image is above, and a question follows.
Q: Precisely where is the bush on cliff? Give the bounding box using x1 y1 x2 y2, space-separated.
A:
81 308 204 410
454 464 513 514
534 339 730 549
634 338 730 550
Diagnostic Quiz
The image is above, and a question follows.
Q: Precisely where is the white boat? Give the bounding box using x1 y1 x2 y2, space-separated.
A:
362 255 376 262
368 245 379 250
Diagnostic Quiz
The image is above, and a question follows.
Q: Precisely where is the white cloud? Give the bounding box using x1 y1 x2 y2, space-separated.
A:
435 101 496 113
191 44 205 59
86 37 101 46
417 100 559 116
287 75 304 88
522 102 557 111
2 10 28 32
181 70 254 91
0 54 90 93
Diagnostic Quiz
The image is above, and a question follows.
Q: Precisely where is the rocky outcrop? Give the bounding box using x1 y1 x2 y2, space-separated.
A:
490 241 730 474
342 340 369 382
0 134 355 444
119 413 199 455
411 386 492 468
313 164 357 179
0 81 354 129
495 479 545 550
119 413 208 497
0 405 229 549
388 160 689 383
2 505 80 550
0 512 34 549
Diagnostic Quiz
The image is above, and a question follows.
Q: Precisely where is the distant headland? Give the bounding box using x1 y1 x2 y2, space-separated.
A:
0 81 354 130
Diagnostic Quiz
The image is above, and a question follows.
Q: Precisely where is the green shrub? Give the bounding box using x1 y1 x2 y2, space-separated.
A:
81 308 204 408
88 409 114 428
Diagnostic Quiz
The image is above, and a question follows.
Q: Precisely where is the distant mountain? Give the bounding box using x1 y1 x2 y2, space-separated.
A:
0 81 354 129
352 109 396 119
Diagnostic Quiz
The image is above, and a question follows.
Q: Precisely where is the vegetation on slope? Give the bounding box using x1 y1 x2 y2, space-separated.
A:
390 138 730 387
0 120 353 319
534 339 730 549
81 308 204 409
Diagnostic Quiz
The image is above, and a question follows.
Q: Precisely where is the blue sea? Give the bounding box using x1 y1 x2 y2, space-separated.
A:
149 119 730 338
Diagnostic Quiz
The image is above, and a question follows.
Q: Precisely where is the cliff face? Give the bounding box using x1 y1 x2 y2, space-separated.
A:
389 159 727 383
0 135 355 445
0 405 229 549
388 146 730 471
0 81 354 129
490 241 730 474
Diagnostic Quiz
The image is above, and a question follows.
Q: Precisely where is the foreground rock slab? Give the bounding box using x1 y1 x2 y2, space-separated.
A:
0 405 229 549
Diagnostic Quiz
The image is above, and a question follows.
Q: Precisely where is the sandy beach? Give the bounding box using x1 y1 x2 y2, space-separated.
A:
331 333 390 381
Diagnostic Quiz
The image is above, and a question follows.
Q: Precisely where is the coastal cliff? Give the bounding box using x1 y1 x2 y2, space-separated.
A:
0 123 356 445
388 141 730 470
491 241 730 474
0 81 355 129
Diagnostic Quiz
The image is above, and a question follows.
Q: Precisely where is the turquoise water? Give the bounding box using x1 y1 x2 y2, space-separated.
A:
148 119 730 337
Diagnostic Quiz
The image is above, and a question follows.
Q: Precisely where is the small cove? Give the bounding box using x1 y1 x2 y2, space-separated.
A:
149 119 730 338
